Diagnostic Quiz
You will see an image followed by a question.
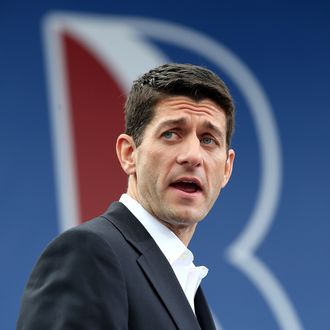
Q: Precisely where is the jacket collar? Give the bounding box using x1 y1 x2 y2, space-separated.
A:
195 287 217 330
102 202 211 330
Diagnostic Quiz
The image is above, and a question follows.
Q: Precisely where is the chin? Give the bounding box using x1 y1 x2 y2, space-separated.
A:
168 209 205 226
160 198 208 223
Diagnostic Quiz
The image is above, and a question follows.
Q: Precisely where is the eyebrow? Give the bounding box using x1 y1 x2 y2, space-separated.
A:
155 118 188 131
202 120 225 141
155 117 225 141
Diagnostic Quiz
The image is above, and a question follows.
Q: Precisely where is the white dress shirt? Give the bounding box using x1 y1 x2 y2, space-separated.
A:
119 194 208 313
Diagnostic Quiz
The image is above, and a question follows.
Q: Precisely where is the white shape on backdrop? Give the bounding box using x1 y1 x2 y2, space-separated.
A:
43 13 303 330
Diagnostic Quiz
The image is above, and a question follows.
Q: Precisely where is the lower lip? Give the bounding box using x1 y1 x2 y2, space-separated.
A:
169 185 203 199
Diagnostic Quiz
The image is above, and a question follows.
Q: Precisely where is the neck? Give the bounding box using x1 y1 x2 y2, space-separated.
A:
125 188 197 247
163 222 197 246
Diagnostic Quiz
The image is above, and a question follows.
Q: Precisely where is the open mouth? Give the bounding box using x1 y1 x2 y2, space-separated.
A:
170 180 202 193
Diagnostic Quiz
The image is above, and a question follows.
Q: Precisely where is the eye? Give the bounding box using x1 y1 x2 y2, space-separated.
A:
163 131 173 139
162 131 174 139
200 136 216 145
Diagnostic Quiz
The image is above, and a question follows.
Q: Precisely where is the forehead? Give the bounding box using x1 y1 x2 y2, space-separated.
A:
152 96 226 125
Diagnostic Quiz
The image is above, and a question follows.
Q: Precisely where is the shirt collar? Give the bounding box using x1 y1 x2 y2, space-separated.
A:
119 193 188 265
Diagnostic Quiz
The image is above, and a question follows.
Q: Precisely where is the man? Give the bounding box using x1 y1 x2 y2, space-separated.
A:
17 63 235 329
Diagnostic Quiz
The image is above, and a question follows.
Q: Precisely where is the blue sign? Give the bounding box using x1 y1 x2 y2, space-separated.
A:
1 2 329 329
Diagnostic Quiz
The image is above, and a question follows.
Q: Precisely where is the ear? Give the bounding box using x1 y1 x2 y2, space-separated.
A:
222 148 235 188
116 134 136 175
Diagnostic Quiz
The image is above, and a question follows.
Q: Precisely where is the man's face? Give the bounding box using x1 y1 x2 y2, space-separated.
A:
124 96 234 232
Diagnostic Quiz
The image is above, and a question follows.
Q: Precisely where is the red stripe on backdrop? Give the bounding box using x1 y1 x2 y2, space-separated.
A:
63 32 127 223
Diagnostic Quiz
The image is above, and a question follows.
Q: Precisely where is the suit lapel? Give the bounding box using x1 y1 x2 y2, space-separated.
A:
195 287 217 330
102 202 201 330
137 251 201 330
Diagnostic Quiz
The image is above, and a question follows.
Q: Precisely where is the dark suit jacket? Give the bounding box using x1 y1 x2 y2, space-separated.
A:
17 202 216 330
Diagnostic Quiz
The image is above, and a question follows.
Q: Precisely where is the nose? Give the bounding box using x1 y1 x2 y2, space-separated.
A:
176 135 203 167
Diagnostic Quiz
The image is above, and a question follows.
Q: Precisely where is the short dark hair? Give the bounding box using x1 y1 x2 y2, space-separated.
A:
124 63 235 148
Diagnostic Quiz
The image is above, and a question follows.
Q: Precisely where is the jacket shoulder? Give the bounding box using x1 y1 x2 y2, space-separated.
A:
17 211 130 329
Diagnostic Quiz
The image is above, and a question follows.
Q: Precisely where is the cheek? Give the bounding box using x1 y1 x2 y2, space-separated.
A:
137 147 158 167
147 146 172 167
208 156 227 186
137 148 167 182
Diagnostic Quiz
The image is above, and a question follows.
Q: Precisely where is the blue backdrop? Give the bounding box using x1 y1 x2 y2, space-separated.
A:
1 1 329 329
